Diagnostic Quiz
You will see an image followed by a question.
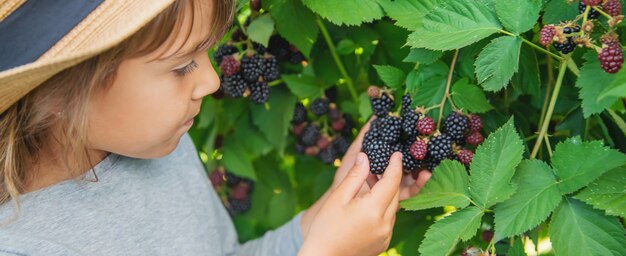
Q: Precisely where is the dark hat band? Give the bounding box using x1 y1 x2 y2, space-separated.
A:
0 0 104 72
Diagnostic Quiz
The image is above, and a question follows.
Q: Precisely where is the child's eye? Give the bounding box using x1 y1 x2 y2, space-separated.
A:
173 60 198 77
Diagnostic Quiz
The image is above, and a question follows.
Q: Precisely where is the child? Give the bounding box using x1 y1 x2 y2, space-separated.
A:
0 0 431 255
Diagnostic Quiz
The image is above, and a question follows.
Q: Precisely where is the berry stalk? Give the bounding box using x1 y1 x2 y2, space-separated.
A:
436 49 460 130
500 30 563 60
592 5 615 20
316 16 359 103
531 57 569 159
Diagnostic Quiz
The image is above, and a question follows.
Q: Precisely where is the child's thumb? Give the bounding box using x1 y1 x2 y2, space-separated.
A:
333 152 370 203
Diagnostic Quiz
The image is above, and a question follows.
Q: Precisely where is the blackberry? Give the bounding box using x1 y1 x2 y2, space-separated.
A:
214 45 237 64
316 136 331 150
426 158 440 172
288 45 305 64
250 0 262 11
579 2 601 19
228 198 251 214
465 130 484 146
582 0 602 6
222 74 248 97
603 0 622 16
226 172 243 187
241 55 265 82
362 130 380 153
231 182 251 200
331 118 345 132
380 115 402 143
219 55 240 77
553 26 580 54
598 37 624 74
370 93 395 117
410 139 428 160
341 114 354 136
457 148 474 166
402 140 420 173
305 146 319 156
244 42 267 55
401 93 413 114
295 143 305 154
417 116 435 135
263 56 280 82
268 36 290 61
332 135 350 154
292 103 308 125
301 124 320 146
468 114 483 131
324 87 338 103
401 110 420 139
329 104 341 120
365 140 392 174
318 147 337 164
539 25 556 47
443 112 469 143
209 169 225 187
391 142 402 153
250 81 270 103
311 98 330 116
231 28 246 42
428 134 452 162
292 123 306 137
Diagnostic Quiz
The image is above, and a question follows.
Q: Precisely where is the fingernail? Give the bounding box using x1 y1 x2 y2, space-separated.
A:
356 154 365 165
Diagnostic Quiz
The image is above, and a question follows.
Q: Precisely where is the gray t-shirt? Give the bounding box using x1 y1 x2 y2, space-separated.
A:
0 133 304 255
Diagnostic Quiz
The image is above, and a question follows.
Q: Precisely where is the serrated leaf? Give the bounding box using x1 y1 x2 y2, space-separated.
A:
542 0 578 25
598 66 626 100
401 160 470 211
474 36 522 91
378 0 446 30
282 74 322 99
301 0 383 26
407 0 502 50
222 142 256 180
419 206 484 256
415 75 447 108
247 14 274 47
250 87 297 155
266 0 318 57
576 51 620 118
469 118 524 208
551 137 626 194
373 65 406 90
450 78 493 113
575 166 626 218
495 0 542 34
512 43 541 97
494 160 562 239
403 48 444 65
550 198 626 256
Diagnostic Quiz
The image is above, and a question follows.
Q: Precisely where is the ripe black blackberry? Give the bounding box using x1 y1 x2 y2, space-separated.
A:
582 0 602 6
603 0 622 16
250 0 262 11
263 56 280 82
380 115 402 143
222 74 248 97
428 134 453 162
214 45 238 64
295 143 305 154
250 81 270 104
401 94 413 114
301 124 320 146
318 147 337 164
332 135 350 154
368 86 395 117
228 198 251 214
311 98 330 116
553 26 580 54
598 36 624 74
417 116 435 135
341 113 354 136
443 112 469 143
241 55 265 82
391 142 402 153
426 158 440 172
225 172 243 187
365 139 392 174
292 103 308 124
579 2 601 19
268 35 290 61
539 25 556 47
219 55 240 77
402 110 420 139
288 45 305 64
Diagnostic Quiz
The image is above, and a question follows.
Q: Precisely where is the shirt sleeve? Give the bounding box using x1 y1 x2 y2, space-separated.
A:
235 211 305 256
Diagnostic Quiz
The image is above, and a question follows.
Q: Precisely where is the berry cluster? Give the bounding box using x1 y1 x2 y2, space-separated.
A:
362 86 485 175
598 34 624 73
291 92 353 165
579 1 601 19
209 167 255 215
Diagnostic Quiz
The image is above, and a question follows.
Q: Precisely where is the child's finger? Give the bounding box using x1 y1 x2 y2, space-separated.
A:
332 152 371 203
369 152 403 210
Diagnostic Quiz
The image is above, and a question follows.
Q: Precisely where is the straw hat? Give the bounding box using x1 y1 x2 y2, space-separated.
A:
0 0 176 114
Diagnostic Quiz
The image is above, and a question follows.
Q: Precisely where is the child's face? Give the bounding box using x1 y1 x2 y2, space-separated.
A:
87 1 218 159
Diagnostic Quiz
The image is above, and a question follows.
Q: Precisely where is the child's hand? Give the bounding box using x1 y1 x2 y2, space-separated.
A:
298 152 403 256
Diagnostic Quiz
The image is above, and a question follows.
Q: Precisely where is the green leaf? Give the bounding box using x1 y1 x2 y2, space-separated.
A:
512 43 541 97
373 65 406 90
506 236 526 256
542 0 578 25
575 166 626 218
599 66 626 100
450 78 494 113
469 118 524 208
359 92 373 119
266 0 318 57
378 0 446 31
551 137 626 194
247 14 275 47
474 36 522 91
494 160 562 239
407 0 502 50
401 160 471 211
576 51 620 118
403 48 444 65
251 87 297 155
301 0 384 26
550 198 626 256
415 75 447 109
222 142 256 180
419 206 484 256
495 0 542 34
335 39 357 55
282 74 322 99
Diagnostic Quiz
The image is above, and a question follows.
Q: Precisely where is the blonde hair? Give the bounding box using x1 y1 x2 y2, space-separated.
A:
0 0 234 208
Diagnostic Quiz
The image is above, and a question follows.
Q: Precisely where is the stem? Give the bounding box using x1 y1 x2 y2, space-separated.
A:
544 133 553 157
538 71 553 133
499 30 563 60
437 49 460 130
316 16 359 103
593 6 614 20
531 58 568 159
268 79 283 87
